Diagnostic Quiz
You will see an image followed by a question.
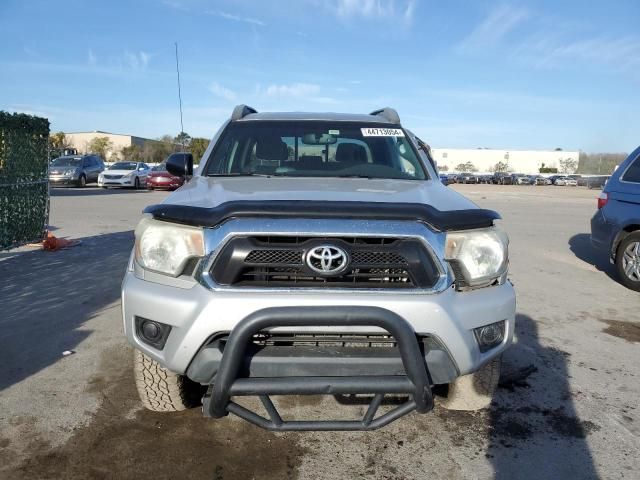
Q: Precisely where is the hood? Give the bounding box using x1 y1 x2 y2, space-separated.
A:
149 171 177 178
162 176 479 212
103 169 136 175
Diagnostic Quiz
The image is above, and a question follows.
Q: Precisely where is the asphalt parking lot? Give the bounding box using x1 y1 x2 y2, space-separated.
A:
1 184 638 479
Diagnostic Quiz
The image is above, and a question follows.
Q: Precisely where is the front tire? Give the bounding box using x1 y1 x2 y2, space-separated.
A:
134 177 140 189
133 350 203 412
616 232 640 291
77 174 86 188
439 357 501 411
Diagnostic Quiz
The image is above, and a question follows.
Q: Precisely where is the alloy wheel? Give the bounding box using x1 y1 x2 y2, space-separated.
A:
622 241 640 282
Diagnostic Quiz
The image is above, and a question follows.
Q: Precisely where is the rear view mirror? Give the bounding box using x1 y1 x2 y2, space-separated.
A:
166 152 193 177
301 133 337 145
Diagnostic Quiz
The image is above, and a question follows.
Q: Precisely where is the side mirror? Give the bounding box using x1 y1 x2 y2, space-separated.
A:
166 152 193 177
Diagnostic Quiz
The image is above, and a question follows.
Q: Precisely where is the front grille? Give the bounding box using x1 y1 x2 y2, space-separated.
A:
210 236 440 289
104 174 123 180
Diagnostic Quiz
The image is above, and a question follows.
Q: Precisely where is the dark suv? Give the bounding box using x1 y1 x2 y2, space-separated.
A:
591 147 640 291
49 154 105 187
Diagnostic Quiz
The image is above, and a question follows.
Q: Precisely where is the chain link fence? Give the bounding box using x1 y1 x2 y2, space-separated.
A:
0 112 50 250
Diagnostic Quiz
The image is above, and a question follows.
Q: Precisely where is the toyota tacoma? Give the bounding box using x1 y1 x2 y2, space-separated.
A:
122 105 516 430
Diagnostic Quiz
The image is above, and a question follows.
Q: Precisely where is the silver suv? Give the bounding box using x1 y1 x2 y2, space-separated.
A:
122 105 516 431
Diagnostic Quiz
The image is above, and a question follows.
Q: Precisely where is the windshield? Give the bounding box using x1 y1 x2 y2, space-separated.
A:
110 162 137 170
51 156 82 167
204 121 428 180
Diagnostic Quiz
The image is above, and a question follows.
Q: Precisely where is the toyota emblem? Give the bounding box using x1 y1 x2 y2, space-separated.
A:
305 245 349 275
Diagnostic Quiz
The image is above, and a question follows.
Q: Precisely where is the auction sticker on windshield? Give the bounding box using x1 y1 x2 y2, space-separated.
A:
361 127 405 137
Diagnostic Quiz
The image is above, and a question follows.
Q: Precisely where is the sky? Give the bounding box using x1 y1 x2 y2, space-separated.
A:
1 0 639 152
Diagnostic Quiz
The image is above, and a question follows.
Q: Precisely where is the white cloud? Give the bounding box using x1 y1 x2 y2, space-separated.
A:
87 49 97 66
207 10 266 27
209 82 237 101
331 0 416 24
124 51 150 70
521 34 640 71
265 83 321 97
457 5 529 52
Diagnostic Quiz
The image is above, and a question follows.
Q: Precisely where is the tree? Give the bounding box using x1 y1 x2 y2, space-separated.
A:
554 147 563 151
174 131 192 149
492 161 509 173
88 136 114 159
142 135 175 164
189 137 209 163
559 158 578 174
121 144 144 161
577 151 627 174
438 164 449 172
455 161 477 172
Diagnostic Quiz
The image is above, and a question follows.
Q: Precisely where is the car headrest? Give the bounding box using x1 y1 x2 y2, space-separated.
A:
336 143 367 164
256 138 289 160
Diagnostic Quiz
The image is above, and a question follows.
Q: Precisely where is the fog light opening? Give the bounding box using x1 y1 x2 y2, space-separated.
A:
135 317 171 350
474 321 505 353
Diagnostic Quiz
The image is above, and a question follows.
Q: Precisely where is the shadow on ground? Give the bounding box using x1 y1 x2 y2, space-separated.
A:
569 233 618 283
0 230 133 391
0 342 305 480
440 313 601 479
50 187 153 197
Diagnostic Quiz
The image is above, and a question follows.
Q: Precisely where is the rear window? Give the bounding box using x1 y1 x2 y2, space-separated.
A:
622 155 640 183
204 121 428 180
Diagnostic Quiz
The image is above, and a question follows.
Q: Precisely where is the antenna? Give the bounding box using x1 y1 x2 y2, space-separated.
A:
174 42 185 152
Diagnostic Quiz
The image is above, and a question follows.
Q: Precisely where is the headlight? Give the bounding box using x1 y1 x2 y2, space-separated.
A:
64 170 75 177
134 216 204 276
445 227 508 288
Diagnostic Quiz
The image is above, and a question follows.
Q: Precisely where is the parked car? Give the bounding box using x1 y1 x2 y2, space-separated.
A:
554 176 576 186
49 154 105 187
591 147 640 291
439 173 449 185
147 163 185 190
586 176 609 190
534 176 552 185
513 175 532 185
447 174 459 184
123 105 515 430
98 161 150 189
458 172 477 184
492 172 512 185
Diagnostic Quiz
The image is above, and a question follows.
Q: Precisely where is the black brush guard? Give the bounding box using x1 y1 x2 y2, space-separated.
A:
201 306 434 431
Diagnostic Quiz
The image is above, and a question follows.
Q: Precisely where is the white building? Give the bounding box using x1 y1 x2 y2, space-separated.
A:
431 148 579 174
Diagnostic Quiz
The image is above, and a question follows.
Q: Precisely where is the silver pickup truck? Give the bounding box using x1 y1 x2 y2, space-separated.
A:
122 105 516 431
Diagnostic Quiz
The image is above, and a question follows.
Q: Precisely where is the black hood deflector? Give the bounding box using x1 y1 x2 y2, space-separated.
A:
144 201 500 232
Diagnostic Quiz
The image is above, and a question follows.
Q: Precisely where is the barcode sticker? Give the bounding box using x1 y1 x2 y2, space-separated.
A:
361 128 405 137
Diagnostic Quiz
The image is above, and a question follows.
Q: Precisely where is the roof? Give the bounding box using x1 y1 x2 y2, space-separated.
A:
236 111 398 124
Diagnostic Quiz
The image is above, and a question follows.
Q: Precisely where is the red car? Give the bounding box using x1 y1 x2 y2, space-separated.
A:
146 164 184 190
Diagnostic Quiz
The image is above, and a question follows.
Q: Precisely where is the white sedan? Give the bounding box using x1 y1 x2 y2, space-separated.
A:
555 177 578 186
98 162 150 189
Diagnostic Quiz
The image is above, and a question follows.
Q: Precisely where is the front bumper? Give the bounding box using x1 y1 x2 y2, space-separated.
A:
49 175 78 185
98 176 137 187
122 270 516 378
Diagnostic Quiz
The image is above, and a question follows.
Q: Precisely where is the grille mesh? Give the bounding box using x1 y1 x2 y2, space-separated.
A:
245 249 302 264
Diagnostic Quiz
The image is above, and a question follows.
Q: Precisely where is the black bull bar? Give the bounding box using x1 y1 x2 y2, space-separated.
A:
201 306 434 431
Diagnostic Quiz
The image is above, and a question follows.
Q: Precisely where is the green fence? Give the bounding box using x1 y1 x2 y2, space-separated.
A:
0 112 50 250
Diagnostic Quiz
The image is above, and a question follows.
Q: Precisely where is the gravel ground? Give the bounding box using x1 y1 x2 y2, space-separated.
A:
0 184 638 479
